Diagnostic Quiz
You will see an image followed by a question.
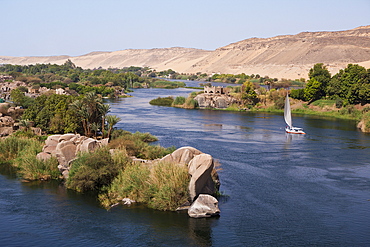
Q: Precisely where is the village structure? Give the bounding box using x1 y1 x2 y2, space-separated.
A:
194 86 238 109
203 85 230 95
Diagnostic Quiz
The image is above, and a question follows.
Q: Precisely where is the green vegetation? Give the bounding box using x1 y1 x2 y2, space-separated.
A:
0 136 60 180
0 128 186 211
149 96 174 106
289 63 370 105
100 161 190 211
149 80 185 89
22 91 120 137
157 63 370 131
108 130 175 160
0 61 147 91
173 96 186 105
66 147 124 192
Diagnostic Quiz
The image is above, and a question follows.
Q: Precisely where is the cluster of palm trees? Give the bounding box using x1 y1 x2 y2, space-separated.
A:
70 92 121 139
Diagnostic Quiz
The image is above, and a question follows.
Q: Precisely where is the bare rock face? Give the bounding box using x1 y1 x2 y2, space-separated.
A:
160 146 203 165
188 154 216 201
357 120 369 132
36 152 51 161
0 116 15 126
0 126 13 136
0 103 10 114
78 138 99 153
45 135 62 146
188 194 220 218
55 141 77 167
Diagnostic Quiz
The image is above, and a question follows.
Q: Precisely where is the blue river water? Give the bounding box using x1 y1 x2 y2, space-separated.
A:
1 81 370 246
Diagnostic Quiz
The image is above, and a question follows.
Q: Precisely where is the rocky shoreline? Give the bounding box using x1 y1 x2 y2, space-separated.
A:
36 134 221 218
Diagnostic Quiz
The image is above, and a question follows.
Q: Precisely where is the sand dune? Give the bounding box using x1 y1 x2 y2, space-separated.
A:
1 26 369 79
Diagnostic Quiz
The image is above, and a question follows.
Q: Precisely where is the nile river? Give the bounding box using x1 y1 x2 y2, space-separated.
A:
1 81 370 246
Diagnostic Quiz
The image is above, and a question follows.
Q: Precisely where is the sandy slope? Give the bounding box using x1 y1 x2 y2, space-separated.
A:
1 26 369 79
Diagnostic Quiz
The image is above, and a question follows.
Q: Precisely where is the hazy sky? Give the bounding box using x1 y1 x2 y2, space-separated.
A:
1 0 369 57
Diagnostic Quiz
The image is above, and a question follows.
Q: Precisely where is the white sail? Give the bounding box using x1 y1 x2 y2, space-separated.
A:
284 94 292 128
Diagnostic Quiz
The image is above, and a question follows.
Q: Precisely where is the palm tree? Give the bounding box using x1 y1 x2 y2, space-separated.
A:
106 115 121 140
90 122 100 139
98 103 110 138
70 99 89 136
19 119 31 131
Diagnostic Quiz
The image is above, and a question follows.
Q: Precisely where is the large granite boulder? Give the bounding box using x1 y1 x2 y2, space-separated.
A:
0 103 10 114
78 138 99 153
160 146 203 165
188 153 216 201
37 134 109 179
36 152 51 161
160 146 219 201
188 194 220 218
0 126 13 136
55 140 77 167
357 119 369 133
0 116 14 126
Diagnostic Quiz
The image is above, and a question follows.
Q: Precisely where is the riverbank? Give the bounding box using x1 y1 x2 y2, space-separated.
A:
172 93 369 131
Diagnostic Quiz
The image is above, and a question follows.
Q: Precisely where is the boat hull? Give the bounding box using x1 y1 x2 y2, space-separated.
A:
285 127 306 134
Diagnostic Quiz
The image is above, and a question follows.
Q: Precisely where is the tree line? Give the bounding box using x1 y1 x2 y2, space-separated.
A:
0 60 149 91
21 92 120 138
291 63 370 105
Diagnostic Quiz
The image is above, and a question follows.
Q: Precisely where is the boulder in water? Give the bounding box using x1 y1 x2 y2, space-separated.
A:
188 194 220 218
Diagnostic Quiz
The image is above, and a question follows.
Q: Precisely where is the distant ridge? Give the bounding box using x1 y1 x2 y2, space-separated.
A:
1 26 369 79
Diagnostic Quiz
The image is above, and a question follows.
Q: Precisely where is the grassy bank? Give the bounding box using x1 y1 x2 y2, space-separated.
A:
99 161 190 211
0 134 60 180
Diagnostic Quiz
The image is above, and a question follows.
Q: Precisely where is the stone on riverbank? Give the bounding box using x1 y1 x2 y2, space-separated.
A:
160 146 220 201
188 194 220 218
37 134 109 178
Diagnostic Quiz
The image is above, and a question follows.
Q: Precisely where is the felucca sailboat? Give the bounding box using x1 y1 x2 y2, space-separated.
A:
284 94 305 134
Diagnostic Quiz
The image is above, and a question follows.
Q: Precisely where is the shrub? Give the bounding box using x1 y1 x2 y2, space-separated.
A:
100 161 190 211
66 147 125 192
184 98 198 109
290 88 305 100
150 80 185 89
0 136 37 161
335 98 343 108
362 112 370 131
15 143 60 181
339 105 361 119
173 96 186 105
0 136 59 180
149 96 174 106
100 163 150 207
108 131 173 160
146 162 190 211
274 96 285 110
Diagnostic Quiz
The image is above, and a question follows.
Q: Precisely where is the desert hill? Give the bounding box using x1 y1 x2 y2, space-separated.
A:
1 26 369 79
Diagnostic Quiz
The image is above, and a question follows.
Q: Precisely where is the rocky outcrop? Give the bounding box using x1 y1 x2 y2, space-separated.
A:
188 154 217 200
160 146 220 201
188 194 220 218
194 93 239 109
37 134 108 178
357 119 370 133
160 146 203 165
